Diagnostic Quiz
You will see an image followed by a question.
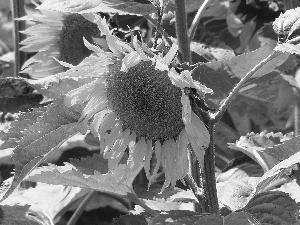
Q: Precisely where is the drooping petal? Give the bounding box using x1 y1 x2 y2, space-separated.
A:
107 129 131 170
144 139 153 181
90 109 112 136
149 140 162 185
186 112 210 168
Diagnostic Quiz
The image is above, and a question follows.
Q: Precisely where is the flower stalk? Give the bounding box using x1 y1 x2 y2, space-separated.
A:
11 0 26 77
175 0 191 63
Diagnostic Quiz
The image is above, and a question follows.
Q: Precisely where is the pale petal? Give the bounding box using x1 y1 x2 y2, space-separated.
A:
90 109 112 136
149 140 162 185
99 112 117 152
144 139 153 181
103 121 123 156
162 43 178 65
132 36 149 61
121 51 142 72
186 111 210 168
64 79 104 107
107 129 131 170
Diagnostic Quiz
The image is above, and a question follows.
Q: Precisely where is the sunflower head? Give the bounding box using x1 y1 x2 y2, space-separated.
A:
63 15 213 190
58 13 99 66
20 8 100 78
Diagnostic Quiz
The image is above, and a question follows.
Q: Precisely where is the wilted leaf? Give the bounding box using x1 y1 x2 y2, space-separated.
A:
0 204 43 225
0 99 81 202
242 191 300 225
25 163 135 196
38 0 156 15
273 7 300 44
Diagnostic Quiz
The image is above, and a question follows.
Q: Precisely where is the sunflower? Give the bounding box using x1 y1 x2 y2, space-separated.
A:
20 6 101 78
64 15 213 190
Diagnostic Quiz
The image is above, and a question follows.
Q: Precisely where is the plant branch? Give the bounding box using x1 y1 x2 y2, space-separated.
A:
188 0 212 41
175 0 191 63
67 190 96 225
211 51 278 122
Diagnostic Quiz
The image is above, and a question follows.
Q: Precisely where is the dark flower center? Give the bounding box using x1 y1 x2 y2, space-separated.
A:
59 14 99 66
106 61 184 141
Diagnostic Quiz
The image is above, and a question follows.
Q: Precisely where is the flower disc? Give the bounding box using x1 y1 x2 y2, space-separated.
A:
106 61 184 140
59 14 99 65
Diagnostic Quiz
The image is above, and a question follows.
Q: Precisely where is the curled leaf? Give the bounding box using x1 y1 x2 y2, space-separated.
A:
273 7 300 44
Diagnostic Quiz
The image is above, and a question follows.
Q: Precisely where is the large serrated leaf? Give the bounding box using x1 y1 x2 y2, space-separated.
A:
0 99 81 202
243 191 300 225
25 163 135 196
38 0 156 15
0 107 47 150
192 45 289 108
69 153 108 175
228 132 295 171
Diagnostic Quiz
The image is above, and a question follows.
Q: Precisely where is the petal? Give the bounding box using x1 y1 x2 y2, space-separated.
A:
107 129 131 170
144 139 153 181
149 140 162 185
90 109 112 136
186 112 210 168
121 51 142 72
132 36 149 61
64 79 103 107
103 121 123 156
162 43 178 65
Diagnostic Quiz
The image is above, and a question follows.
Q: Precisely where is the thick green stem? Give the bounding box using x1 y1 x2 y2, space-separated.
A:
11 0 26 77
175 0 191 63
202 121 219 214
201 50 279 214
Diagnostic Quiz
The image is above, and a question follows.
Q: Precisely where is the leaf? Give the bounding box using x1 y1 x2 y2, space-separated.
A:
148 210 204 225
25 163 135 196
0 99 81 202
192 45 289 108
274 43 300 55
113 214 147 225
255 150 300 193
228 132 294 172
273 7 300 45
217 177 257 211
69 153 108 175
1 183 87 223
242 191 300 225
0 204 43 225
224 212 259 225
0 107 47 150
38 0 156 15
